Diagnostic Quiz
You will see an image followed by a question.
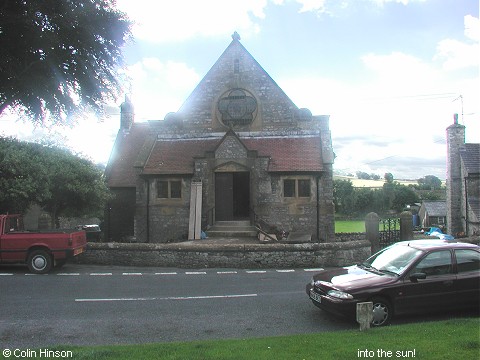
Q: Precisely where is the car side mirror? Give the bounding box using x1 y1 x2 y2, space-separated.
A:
410 273 427 283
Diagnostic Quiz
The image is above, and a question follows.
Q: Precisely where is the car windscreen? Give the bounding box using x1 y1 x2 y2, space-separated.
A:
363 245 423 275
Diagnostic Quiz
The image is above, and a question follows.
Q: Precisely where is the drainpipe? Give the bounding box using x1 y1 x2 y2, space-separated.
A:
464 177 469 236
146 179 150 243
316 175 320 241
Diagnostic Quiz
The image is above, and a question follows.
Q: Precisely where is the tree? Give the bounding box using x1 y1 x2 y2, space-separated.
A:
0 137 111 226
333 179 355 215
417 175 443 190
384 173 394 183
0 0 131 123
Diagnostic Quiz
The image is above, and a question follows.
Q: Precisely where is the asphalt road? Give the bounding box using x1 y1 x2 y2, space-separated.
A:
0 263 355 348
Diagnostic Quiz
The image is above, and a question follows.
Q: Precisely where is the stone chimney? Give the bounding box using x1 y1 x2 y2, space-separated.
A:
446 113 465 235
120 95 134 130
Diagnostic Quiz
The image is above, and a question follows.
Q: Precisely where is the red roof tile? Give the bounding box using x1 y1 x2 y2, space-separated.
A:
105 124 151 187
142 135 323 175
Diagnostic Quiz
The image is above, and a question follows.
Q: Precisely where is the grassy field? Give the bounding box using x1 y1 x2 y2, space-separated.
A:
335 220 366 233
11 318 478 360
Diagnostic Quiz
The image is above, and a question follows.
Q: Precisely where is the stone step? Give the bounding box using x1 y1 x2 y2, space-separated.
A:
207 220 257 238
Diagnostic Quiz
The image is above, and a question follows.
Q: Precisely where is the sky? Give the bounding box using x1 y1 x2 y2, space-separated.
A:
0 0 478 180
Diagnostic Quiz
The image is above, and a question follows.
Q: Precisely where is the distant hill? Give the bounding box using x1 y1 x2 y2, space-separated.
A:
333 175 419 188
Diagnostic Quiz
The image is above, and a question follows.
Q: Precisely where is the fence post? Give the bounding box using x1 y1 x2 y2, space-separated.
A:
400 211 413 241
365 212 380 254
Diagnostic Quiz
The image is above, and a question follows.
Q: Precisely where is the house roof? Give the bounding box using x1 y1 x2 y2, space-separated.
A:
105 123 151 187
142 135 323 175
460 143 480 175
422 201 447 217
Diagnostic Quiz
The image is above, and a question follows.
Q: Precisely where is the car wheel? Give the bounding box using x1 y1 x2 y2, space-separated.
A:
370 297 392 326
27 250 52 274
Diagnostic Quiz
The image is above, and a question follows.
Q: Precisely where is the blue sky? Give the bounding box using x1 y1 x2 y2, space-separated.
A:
1 0 478 180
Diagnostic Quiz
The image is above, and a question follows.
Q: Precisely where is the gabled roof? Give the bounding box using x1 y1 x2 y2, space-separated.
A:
176 34 298 122
105 123 151 187
422 201 447 217
141 134 323 175
460 143 480 175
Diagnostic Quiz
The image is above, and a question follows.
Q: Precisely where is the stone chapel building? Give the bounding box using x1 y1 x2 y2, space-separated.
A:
105 33 335 243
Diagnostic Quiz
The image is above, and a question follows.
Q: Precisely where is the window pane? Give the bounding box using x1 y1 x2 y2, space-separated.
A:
455 250 480 273
298 179 311 197
284 179 295 197
413 250 452 276
157 181 169 198
170 181 182 198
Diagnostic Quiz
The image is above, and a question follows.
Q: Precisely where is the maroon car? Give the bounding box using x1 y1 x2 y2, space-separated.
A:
306 240 480 326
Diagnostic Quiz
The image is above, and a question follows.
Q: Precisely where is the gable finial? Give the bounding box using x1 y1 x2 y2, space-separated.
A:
232 31 241 41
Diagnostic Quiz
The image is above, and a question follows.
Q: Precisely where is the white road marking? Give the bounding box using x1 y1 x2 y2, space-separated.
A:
185 271 207 275
304 268 324 272
76 297 156 302
0 273 14 276
155 272 178 275
122 272 143 276
246 270 266 274
75 293 258 302
276 269 295 273
90 273 113 276
57 273 80 276
217 271 238 274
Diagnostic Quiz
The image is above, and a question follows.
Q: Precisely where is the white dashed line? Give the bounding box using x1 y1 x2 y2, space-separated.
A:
90 273 113 276
0 273 14 276
276 269 295 273
185 271 207 275
217 271 238 274
57 273 80 276
122 273 143 276
304 268 324 272
246 270 266 274
155 272 178 275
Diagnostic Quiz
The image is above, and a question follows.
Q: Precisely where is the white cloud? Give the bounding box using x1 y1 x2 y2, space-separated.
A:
464 14 480 42
434 15 480 71
120 58 200 120
116 0 270 43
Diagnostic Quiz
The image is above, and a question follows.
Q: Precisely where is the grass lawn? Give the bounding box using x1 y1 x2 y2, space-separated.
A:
12 318 479 360
335 220 365 233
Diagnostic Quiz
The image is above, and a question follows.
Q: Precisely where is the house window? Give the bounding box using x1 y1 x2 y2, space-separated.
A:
298 180 311 197
157 180 182 199
283 179 311 198
284 179 296 197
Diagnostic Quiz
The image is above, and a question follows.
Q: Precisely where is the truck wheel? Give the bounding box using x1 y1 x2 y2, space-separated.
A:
27 250 52 274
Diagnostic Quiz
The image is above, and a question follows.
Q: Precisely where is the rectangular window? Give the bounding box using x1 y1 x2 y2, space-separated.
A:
284 179 296 198
157 181 169 198
170 181 182 198
298 180 311 197
157 180 182 199
283 178 311 198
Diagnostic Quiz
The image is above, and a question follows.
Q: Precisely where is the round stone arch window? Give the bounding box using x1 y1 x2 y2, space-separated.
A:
217 89 257 127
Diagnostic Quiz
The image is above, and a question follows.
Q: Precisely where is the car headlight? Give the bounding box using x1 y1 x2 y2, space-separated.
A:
327 290 353 300
309 278 315 287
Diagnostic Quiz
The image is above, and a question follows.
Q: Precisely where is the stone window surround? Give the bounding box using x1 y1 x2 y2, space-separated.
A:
282 176 313 200
156 179 183 200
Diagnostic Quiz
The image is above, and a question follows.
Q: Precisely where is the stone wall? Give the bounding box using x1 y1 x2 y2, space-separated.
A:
76 240 371 269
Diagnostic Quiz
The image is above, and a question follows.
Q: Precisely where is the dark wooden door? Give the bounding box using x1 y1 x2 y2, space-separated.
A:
215 173 233 221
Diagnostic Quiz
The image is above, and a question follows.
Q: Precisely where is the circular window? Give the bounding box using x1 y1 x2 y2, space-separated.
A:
217 89 257 126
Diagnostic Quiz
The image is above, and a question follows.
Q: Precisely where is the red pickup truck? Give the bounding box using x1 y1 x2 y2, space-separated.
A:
0 214 87 274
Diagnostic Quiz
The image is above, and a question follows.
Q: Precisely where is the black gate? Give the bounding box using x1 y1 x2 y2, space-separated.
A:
379 218 400 248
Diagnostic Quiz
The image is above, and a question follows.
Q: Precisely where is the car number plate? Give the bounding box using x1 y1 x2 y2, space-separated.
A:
310 290 321 303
